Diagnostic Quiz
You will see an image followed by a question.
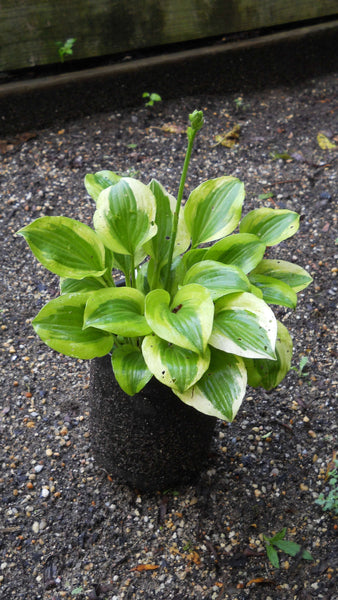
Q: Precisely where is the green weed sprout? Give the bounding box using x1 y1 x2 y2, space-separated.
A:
291 356 309 377
56 38 76 63
263 528 313 568
315 459 338 515
143 92 162 107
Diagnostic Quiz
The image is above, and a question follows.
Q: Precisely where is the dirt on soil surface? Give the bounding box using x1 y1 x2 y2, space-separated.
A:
1 71 337 600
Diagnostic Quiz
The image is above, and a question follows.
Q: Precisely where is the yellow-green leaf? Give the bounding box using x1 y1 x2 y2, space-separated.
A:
317 133 336 150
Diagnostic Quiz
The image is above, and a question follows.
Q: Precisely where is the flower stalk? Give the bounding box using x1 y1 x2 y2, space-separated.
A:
164 110 204 289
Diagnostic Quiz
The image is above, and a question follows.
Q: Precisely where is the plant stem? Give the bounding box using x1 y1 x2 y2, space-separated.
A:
164 129 197 289
130 255 136 288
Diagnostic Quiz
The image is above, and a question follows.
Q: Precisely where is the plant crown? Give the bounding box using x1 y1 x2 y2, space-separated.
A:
17 110 312 421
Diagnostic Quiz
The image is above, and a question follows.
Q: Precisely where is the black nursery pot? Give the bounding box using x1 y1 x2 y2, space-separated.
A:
89 355 217 492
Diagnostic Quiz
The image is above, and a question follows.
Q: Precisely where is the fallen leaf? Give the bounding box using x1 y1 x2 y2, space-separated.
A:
0 132 37 154
246 577 276 586
131 564 159 572
317 132 336 150
270 152 292 161
213 124 241 148
161 123 185 134
186 551 201 565
326 450 337 479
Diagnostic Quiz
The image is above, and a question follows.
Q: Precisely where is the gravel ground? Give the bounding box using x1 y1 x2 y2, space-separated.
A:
1 71 337 600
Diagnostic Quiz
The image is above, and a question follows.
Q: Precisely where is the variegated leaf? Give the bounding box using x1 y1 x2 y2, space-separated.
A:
210 292 277 359
142 335 210 392
84 170 121 202
145 284 214 354
183 260 250 300
93 177 157 255
239 208 300 246
83 287 151 336
249 274 297 308
251 259 313 292
184 176 245 247
112 344 153 395
17 216 106 279
175 348 247 421
244 321 293 390
205 233 266 273
32 293 114 359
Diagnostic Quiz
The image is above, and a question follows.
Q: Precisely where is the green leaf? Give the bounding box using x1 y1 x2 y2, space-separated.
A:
32 293 114 359
266 544 280 568
317 132 336 150
258 192 274 200
274 539 302 556
210 292 277 360
17 216 106 279
239 208 300 246
274 538 313 561
143 180 173 271
149 93 162 102
145 284 214 355
249 274 297 308
84 170 121 202
173 248 208 286
136 261 150 295
111 344 153 395
184 176 245 247
269 528 287 543
174 348 247 421
251 259 313 292
205 233 266 273
183 260 250 300
298 356 309 373
144 179 190 286
180 248 208 272
142 335 210 392
244 321 293 390
250 283 264 299
83 288 151 336
93 178 157 255
60 277 106 294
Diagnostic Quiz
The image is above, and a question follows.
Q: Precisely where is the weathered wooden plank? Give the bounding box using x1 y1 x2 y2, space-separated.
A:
0 20 337 135
1 0 337 71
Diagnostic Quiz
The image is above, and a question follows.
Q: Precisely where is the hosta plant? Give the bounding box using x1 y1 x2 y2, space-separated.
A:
17 110 312 422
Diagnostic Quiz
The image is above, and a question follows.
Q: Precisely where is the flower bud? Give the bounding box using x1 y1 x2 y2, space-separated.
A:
189 110 204 132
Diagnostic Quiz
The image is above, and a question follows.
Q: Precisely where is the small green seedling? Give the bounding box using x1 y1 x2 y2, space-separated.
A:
234 96 246 111
182 541 193 552
258 192 275 201
291 356 309 377
263 528 313 569
142 92 162 107
162 489 180 497
56 38 76 63
315 459 338 515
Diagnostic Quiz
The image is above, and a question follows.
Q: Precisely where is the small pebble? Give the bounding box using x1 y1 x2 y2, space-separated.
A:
32 521 40 534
